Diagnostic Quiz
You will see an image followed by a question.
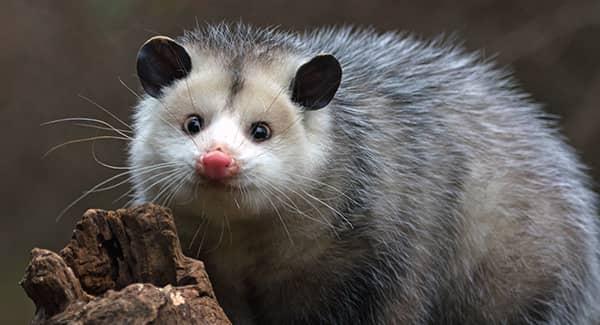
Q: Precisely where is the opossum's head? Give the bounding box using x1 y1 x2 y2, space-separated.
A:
129 36 341 217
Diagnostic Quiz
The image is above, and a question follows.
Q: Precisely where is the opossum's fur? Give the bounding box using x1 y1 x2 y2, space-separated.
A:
130 23 600 324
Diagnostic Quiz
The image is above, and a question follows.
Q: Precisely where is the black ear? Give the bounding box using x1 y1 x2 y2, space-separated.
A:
291 54 342 110
136 36 192 98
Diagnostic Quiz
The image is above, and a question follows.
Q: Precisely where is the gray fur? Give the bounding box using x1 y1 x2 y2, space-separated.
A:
131 23 600 324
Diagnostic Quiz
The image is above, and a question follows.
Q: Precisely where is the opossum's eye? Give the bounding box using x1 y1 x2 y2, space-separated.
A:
249 122 271 142
183 115 204 135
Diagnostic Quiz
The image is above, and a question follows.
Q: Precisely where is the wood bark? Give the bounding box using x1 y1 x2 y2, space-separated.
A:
20 204 231 325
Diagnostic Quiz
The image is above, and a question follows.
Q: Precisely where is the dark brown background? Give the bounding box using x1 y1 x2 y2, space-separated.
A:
2 0 599 322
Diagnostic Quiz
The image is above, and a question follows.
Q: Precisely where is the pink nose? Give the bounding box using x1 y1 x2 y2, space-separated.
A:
197 150 238 181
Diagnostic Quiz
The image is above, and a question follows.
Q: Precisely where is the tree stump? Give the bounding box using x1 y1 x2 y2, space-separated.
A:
20 204 231 325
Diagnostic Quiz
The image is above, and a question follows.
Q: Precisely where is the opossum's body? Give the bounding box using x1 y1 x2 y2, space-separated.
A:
130 24 600 324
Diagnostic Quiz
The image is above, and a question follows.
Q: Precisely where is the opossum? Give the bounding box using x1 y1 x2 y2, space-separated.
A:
129 23 600 324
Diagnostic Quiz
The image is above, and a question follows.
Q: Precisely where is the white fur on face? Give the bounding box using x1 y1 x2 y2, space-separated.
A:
129 53 333 218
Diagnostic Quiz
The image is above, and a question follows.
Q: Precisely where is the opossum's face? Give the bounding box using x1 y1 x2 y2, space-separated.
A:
130 36 341 217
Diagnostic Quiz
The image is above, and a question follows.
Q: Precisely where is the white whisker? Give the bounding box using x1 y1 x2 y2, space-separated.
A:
78 94 132 131
42 117 132 139
258 185 294 246
43 136 129 158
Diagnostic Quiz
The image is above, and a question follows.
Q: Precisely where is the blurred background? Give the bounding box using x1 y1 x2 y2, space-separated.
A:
2 0 599 322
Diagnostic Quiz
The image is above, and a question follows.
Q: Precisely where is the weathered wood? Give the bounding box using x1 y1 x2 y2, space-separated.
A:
20 204 231 325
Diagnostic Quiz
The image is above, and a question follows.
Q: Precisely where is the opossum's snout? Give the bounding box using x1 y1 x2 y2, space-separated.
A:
195 145 240 182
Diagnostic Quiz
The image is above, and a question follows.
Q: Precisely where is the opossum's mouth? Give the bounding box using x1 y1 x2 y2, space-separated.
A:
202 180 240 190
186 168 260 199
198 177 256 192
